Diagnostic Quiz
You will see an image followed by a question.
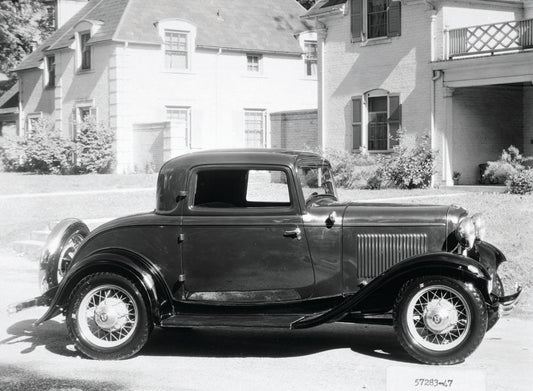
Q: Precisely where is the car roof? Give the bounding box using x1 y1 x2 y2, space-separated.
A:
161 149 327 171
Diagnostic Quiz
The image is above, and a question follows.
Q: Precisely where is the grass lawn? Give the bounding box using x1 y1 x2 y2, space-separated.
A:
0 172 531 315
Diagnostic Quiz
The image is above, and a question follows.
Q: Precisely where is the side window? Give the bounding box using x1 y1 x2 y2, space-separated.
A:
193 169 291 209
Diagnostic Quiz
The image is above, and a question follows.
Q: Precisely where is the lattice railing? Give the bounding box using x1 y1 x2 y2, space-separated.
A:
448 19 533 58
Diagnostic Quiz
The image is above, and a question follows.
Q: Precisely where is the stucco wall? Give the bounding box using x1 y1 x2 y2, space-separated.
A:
113 43 317 171
452 85 523 184
270 109 318 150
19 68 55 132
320 1 433 151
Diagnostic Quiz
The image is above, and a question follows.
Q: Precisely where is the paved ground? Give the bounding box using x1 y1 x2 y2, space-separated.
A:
0 250 531 391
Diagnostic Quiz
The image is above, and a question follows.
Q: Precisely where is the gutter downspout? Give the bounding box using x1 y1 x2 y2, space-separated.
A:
316 18 327 151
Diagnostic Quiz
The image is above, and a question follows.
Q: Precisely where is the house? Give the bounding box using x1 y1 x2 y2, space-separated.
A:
305 0 533 185
13 0 317 173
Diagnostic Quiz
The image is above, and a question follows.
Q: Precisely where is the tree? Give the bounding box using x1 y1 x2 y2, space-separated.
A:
0 0 53 93
298 0 317 9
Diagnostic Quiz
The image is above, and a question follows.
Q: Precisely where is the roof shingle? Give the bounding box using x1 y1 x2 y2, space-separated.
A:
14 0 311 72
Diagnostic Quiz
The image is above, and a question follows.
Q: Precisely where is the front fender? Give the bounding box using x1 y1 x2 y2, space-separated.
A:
35 249 174 326
292 252 490 329
468 240 507 276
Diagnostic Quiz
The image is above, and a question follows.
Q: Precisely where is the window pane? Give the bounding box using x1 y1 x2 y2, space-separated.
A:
246 170 290 203
368 96 387 112
368 96 388 151
367 0 388 39
247 55 260 72
80 33 91 69
165 30 188 69
193 169 290 208
244 110 265 147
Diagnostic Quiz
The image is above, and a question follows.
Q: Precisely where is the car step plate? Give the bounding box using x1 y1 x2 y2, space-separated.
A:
161 313 308 329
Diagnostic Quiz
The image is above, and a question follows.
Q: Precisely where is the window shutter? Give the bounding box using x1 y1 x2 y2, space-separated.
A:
70 108 77 140
352 96 363 150
89 107 97 121
388 1 402 37
388 95 401 148
351 0 363 42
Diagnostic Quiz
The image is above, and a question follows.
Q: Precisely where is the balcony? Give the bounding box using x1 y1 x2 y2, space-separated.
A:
446 19 533 59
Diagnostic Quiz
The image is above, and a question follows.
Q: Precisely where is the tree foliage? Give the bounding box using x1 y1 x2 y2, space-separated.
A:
0 0 53 93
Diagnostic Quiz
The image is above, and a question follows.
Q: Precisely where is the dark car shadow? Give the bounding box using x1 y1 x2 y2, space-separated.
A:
141 323 417 363
2 319 415 363
0 319 80 358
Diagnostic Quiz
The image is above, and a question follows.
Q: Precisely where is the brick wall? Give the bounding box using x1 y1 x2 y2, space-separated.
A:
270 109 318 150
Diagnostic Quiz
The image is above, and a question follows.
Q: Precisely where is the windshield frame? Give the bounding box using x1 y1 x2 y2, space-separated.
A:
295 159 338 207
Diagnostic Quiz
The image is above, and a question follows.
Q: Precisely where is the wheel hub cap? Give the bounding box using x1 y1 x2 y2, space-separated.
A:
93 298 129 331
424 299 458 334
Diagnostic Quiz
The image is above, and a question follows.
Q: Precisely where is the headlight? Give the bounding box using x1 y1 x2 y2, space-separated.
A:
471 213 486 241
456 217 476 249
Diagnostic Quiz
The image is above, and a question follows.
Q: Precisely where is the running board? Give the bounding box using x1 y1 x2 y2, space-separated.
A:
161 313 312 329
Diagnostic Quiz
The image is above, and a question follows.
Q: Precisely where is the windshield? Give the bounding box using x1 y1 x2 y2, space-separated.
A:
297 164 337 200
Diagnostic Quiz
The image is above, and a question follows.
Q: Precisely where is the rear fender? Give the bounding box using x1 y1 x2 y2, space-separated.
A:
292 252 491 329
35 249 174 326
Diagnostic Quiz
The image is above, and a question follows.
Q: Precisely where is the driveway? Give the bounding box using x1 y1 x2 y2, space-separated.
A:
0 251 531 391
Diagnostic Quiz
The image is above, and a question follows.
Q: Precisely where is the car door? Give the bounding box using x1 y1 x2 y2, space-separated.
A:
181 165 315 303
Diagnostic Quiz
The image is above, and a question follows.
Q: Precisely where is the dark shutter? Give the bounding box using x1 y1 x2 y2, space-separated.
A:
351 0 363 42
388 0 401 37
352 96 363 150
388 95 401 148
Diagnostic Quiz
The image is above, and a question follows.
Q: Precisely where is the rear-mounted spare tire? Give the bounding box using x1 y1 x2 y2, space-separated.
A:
39 218 89 293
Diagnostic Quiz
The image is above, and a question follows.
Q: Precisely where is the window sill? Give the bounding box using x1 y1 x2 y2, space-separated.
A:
76 69 95 75
302 76 318 81
360 37 393 47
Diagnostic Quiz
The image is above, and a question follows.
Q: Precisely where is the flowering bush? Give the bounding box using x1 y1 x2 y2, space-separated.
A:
377 132 437 189
0 118 74 174
74 115 114 174
482 146 532 184
321 148 379 189
0 115 114 174
507 169 533 195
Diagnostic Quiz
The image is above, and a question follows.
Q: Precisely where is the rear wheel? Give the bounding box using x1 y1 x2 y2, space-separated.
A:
66 272 151 360
393 277 487 365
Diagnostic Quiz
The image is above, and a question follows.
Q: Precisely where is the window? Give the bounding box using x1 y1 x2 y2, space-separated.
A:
244 110 266 148
166 107 191 149
45 55 55 87
80 32 91 70
26 113 42 138
71 105 96 139
246 54 262 73
351 0 401 42
298 165 337 200
193 169 290 209
304 41 317 77
352 94 401 151
165 30 189 70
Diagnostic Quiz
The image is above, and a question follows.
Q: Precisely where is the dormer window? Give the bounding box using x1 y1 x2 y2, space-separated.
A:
80 32 91 69
165 30 189 70
246 54 262 73
304 41 317 77
45 55 55 87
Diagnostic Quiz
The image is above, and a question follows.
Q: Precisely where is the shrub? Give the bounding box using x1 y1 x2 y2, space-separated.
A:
378 132 437 189
482 146 532 184
74 115 114 174
1 118 75 174
322 148 379 189
507 169 533 195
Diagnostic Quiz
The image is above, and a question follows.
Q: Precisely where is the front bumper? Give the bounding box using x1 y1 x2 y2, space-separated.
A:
491 284 522 316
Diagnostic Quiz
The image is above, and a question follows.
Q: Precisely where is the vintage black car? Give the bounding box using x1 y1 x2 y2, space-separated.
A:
10 149 521 364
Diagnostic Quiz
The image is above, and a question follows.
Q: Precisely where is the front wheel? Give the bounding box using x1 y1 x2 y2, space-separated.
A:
393 277 487 365
66 272 151 360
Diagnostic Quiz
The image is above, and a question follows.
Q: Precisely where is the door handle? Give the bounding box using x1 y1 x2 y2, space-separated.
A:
283 227 302 240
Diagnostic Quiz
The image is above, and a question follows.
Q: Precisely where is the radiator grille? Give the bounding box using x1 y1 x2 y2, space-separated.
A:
357 233 428 278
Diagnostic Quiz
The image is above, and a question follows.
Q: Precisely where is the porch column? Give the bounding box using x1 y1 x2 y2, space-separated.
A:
442 87 455 186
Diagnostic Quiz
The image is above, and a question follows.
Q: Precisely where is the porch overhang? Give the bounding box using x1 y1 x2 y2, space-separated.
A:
431 51 533 88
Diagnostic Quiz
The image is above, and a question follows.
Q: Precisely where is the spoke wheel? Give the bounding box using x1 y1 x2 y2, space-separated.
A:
67 273 151 360
57 233 85 284
77 284 139 348
406 285 471 351
393 277 487 365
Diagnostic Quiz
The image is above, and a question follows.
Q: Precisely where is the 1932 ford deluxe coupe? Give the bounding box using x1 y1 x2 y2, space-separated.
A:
10 149 521 364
